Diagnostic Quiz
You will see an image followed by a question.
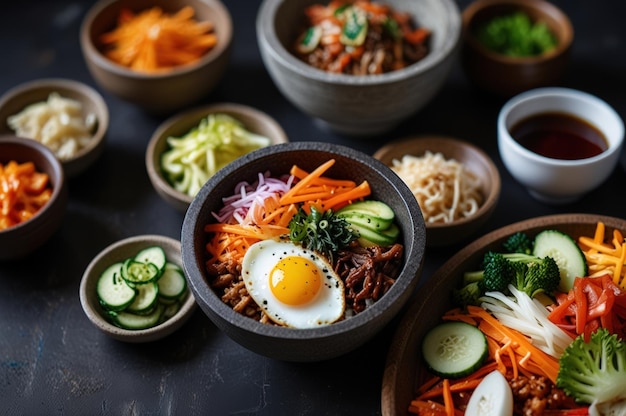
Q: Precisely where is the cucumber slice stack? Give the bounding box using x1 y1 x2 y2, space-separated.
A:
336 200 400 247
96 246 188 330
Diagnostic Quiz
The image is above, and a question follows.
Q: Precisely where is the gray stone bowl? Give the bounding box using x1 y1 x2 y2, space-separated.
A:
181 141 426 361
256 0 462 136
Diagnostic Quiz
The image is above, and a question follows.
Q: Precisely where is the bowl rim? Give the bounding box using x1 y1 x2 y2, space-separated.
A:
0 77 109 162
146 102 290 210
181 141 426 340
373 135 501 230
0 134 66 235
256 0 462 86
497 87 625 166
461 0 574 64
79 0 233 79
79 234 197 341
381 212 626 416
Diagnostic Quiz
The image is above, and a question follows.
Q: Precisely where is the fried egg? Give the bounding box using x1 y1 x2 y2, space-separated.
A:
241 239 345 328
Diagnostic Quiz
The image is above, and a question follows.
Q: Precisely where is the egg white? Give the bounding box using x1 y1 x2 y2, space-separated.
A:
241 239 345 328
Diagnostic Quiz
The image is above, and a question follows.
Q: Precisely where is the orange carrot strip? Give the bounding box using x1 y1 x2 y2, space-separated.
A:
280 159 336 203
321 180 371 211
441 379 454 416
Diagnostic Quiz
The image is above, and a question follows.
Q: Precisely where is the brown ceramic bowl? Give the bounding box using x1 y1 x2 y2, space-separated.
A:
181 141 426 361
374 136 500 247
461 0 573 97
0 78 109 178
0 135 68 261
146 102 289 213
79 234 197 343
80 0 232 115
381 213 625 416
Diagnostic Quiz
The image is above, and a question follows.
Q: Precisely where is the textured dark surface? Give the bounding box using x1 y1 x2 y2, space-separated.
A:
1 1 625 414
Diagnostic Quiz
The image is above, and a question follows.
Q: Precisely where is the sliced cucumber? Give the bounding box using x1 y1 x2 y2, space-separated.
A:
352 223 399 247
158 263 187 300
422 321 488 379
134 246 167 272
97 262 136 311
532 229 588 292
113 302 165 330
122 258 160 284
336 200 395 223
338 211 393 232
126 281 159 314
94 245 190 331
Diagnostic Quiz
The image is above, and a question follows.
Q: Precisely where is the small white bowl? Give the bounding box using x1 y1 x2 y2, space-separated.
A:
497 87 624 204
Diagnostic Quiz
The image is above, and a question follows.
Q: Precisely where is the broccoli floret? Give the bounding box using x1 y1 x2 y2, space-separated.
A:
557 328 626 406
460 252 561 305
452 281 483 308
502 231 533 254
463 252 512 290
519 255 560 298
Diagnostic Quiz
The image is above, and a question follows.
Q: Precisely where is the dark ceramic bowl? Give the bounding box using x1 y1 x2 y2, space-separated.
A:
80 0 232 115
181 141 426 362
0 78 109 178
374 135 501 247
461 0 573 97
0 135 68 260
381 213 625 415
146 102 289 213
79 234 197 342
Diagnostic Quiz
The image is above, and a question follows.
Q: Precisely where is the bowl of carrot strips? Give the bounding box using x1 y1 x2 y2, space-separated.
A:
382 213 626 415
181 141 426 362
80 0 233 115
0 135 68 261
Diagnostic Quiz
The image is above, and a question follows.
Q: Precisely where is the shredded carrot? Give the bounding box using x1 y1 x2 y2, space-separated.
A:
441 379 454 416
0 160 52 230
579 221 626 289
204 160 372 267
100 6 217 73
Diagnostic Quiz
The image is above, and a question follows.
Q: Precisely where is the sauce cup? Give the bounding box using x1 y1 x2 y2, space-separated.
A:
497 87 624 204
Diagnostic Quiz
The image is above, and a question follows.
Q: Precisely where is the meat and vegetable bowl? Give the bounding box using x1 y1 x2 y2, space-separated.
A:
181 142 425 361
382 214 626 416
293 0 431 75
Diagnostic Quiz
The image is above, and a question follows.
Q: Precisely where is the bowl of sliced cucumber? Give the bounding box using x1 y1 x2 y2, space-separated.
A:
79 234 196 342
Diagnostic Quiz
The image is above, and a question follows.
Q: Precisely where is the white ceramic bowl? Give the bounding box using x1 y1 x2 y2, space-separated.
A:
256 0 461 136
498 87 624 204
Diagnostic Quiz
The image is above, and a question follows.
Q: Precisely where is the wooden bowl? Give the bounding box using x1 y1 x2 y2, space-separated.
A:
381 213 626 416
374 136 500 247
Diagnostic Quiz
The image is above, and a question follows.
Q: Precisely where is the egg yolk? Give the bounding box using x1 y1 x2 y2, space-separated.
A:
269 256 322 306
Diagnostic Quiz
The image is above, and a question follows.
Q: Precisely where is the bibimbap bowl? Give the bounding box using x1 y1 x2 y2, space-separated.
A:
256 0 462 136
181 142 426 361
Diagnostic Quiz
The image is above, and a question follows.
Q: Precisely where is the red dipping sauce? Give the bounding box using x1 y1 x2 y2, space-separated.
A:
510 112 608 160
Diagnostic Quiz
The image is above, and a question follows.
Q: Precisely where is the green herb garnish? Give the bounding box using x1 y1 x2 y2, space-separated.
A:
476 11 557 57
288 206 357 261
